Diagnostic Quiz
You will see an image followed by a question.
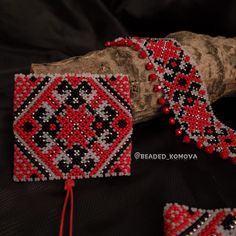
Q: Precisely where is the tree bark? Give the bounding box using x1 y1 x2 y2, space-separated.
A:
31 31 236 124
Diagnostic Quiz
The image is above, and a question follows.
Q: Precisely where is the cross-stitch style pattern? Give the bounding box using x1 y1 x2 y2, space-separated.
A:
105 37 236 163
164 203 236 236
13 74 132 181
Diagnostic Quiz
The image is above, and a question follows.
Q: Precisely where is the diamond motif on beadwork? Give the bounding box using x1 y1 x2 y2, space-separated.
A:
13 74 132 181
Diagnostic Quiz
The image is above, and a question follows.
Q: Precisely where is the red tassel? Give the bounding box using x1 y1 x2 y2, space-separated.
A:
59 179 75 236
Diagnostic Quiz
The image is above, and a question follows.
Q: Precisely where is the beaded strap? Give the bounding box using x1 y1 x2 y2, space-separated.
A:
164 203 236 236
105 37 236 163
13 73 132 182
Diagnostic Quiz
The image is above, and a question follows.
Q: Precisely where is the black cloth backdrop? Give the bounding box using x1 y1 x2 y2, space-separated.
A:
0 0 236 235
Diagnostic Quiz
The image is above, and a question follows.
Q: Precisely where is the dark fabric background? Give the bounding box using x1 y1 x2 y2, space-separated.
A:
0 0 236 235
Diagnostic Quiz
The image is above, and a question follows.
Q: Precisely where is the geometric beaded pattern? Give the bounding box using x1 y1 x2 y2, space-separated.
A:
13 73 132 181
164 203 236 236
105 37 236 162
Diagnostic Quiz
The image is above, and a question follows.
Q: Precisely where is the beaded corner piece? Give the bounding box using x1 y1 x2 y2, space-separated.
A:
105 37 236 163
164 203 236 236
13 74 132 182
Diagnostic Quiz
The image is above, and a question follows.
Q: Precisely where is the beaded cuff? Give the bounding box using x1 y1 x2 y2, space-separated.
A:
164 203 236 236
105 37 236 163
13 73 132 182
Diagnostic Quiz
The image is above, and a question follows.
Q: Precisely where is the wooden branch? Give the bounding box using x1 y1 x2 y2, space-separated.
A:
31 31 236 124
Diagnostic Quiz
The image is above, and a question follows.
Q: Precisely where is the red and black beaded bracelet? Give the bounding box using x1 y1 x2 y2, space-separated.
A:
105 37 236 163
164 203 236 235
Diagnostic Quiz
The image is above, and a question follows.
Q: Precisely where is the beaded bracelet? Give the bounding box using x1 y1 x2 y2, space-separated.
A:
164 203 236 235
105 37 236 163
13 73 133 236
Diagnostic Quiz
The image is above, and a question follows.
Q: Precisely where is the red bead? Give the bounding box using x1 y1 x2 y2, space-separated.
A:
126 39 133 47
139 51 147 59
171 62 177 67
149 73 157 81
49 124 56 131
162 106 170 114
153 84 162 92
184 55 190 62
157 66 164 73
133 44 140 51
96 122 103 129
220 150 229 159
168 117 176 125
196 141 203 149
187 97 193 104
118 40 125 46
175 128 182 136
158 97 165 105
182 135 190 143
199 90 206 96
145 62 154 70
104 41 111 47
207 129 213 134
205 146 214 154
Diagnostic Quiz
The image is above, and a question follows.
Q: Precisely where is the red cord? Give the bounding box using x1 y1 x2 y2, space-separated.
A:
59 179 75 236
69 186 74 236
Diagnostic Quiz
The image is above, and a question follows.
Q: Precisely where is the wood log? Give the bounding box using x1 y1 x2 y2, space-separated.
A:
31 31 236 124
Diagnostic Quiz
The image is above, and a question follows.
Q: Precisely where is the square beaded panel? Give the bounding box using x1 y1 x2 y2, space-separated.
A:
13 73 132 182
